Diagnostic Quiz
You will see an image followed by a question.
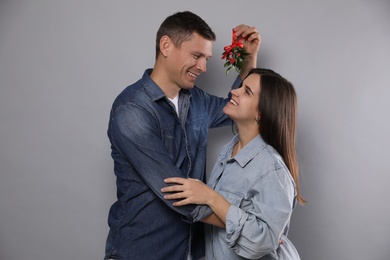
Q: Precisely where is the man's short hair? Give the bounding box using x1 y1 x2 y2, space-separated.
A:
155 11 216 59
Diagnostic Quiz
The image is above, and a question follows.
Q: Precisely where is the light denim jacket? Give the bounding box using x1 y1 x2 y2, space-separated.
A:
193 134 300 259
105 69 241 260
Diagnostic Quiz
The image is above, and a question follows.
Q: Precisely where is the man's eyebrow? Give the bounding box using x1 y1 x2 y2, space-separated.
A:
193 51 212 58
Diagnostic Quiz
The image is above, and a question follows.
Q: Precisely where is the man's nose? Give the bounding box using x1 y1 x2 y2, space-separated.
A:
196 59 207 72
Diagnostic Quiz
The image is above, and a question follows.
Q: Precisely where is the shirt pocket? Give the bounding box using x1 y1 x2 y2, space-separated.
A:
218 189 245 207
186 115 208 150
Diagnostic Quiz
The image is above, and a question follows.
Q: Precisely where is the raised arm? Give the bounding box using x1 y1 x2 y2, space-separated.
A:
233 24 261 79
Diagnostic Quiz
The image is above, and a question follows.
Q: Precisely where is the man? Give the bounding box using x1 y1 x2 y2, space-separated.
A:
105 11 260 260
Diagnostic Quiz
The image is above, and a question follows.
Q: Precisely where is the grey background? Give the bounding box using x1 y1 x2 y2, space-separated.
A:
1 1 389 259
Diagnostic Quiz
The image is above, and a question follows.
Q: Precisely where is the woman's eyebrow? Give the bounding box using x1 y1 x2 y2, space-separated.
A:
244 85 254 95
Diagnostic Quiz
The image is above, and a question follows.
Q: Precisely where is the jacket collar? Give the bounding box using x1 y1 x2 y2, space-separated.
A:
224 134 267 168
142 69 191 102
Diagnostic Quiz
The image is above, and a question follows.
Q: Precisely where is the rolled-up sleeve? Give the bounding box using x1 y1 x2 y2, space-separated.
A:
225 168 295 259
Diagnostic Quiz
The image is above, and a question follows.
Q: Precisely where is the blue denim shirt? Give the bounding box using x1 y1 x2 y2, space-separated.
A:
193 134 300 259
105 69 241 260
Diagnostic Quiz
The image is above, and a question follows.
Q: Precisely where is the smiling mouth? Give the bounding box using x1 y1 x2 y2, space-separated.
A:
188 71 198 79
229 99 238 106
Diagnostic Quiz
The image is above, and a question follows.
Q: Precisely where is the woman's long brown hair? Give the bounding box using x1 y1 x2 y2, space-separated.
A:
249 68 306 205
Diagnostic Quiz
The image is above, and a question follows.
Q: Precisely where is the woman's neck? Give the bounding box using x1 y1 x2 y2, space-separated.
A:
232 124 259 157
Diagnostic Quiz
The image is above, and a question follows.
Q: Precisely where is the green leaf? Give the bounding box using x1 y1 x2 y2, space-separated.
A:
226 66 233 74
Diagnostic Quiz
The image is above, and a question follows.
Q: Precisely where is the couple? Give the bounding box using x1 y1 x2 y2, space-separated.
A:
105 10 304 260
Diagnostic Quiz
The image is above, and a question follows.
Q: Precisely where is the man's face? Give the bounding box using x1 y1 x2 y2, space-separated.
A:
167 33 213 90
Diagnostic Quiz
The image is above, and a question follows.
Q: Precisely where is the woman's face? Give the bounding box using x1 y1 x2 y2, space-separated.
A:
223 73 261 125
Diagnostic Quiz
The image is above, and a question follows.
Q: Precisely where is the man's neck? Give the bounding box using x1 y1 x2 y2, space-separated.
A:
150 64 180 99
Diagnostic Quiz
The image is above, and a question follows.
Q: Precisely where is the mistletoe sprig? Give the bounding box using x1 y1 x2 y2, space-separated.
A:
222 29 249 74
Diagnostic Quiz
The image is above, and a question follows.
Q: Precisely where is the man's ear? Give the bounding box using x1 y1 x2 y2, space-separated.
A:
160 35 171 58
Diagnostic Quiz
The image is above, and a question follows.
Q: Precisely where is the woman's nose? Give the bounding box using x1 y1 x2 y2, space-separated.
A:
231 88 239 96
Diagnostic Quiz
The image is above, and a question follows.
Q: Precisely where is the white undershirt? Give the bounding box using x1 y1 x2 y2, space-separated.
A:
168 95 179 117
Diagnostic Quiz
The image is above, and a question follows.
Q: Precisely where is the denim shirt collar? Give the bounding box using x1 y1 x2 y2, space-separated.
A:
142 69 191 102
224 134 267 168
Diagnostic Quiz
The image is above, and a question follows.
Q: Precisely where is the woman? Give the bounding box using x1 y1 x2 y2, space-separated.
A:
162 68 305 259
